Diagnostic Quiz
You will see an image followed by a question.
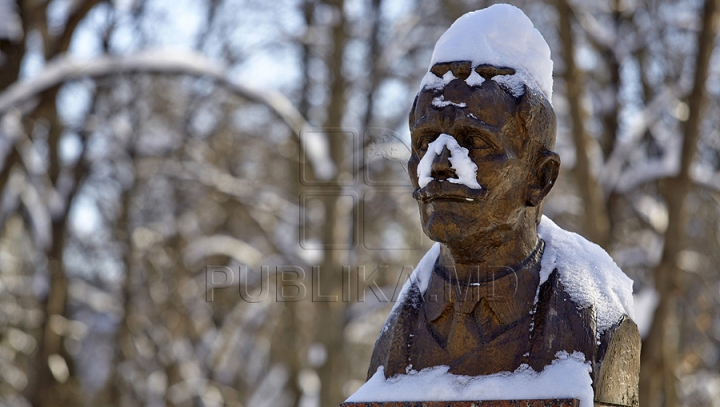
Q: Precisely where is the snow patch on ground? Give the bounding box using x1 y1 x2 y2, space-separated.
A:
347 351 593 406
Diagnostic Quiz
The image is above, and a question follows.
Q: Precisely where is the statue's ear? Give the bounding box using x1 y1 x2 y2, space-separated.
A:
526 150 560 207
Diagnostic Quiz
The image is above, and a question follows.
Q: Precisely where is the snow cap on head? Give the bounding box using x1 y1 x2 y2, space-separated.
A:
422 4 553 101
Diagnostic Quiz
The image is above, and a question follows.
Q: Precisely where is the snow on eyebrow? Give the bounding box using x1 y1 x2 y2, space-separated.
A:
417 134 482 190
419 4 553 101
422 70 456 90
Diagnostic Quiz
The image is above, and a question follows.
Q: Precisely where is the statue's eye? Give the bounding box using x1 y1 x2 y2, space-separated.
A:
466 135 492 149
417 135 436 151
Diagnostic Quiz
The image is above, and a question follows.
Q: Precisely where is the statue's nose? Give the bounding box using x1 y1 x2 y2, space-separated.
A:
431 146 457 181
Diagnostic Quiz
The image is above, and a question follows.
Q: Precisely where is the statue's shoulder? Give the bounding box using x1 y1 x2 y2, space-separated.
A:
529 268 598 370
536 216 640 406
366 283 423 380
537 216 635 334
366 243 440 380
530 268 639 406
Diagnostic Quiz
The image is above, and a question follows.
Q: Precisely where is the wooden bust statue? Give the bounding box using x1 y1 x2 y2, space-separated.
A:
345 5 640 407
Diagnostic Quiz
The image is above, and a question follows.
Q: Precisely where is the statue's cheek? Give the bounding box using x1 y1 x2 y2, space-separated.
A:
407 155 421 189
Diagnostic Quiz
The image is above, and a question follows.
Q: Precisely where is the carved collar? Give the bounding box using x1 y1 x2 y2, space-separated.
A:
423 239 544 326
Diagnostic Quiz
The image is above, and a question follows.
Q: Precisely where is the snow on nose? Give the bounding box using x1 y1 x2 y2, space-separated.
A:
417 134 482 189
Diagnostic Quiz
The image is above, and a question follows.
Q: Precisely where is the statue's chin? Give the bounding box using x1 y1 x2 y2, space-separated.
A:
421 211 474 244
420 205 529 245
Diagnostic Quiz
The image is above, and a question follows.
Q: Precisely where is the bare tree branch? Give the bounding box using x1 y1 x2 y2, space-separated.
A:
51 0 106 55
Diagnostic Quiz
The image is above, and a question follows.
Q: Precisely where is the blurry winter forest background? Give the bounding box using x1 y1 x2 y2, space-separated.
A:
0 0 720 406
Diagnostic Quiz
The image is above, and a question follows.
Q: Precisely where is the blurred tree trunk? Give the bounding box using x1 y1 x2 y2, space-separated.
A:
14 2 101 404
361 0 383 131
594 3 622 161
268 3 319 406
555 0 612 248
639 0 719 406
315 0 350 406
102 152 137 407
30 100 89 407
299 0 316 119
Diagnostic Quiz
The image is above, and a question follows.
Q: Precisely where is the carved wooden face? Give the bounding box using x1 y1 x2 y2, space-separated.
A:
408 72 542 246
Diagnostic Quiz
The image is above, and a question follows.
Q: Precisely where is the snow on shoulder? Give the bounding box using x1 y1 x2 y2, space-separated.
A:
538 215 635 332
347 352 593 406
420 4 553 100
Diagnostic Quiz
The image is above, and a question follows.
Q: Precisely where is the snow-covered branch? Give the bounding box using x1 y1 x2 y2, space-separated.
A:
0 50 335 179
607 121 682 193
601 87 681 193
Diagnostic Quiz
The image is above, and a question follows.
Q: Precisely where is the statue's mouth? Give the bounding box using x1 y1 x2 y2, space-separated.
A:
412 180 484 203
415 193 475 203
